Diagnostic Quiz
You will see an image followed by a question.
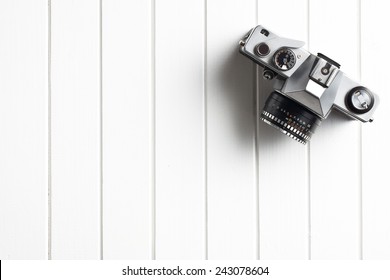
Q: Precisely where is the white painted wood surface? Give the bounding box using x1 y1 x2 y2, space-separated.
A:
206 0 258 260
1 0 390 260
0 0 48 259
102 0 152 260
361 0 390 259
155 0 206 260
50 0 101 259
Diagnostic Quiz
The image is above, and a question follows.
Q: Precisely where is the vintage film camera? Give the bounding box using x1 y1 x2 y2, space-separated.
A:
239 26 379 144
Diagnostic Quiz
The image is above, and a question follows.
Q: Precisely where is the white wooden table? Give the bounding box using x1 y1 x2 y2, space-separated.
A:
0 0 388 259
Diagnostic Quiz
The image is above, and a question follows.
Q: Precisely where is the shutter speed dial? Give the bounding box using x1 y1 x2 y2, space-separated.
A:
273 48 296 71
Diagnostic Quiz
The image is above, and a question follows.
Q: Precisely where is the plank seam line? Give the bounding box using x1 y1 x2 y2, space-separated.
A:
307 0 312 260
47 0 52 261
99 0 104 260
150 0 156 260
203 0 209 261
358 0 363 260
255 0 260 261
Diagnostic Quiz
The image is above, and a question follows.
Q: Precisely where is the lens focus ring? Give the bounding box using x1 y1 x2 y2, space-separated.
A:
260 92 322 144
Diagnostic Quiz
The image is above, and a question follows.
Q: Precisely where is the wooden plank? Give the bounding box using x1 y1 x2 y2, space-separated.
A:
102 0 152 259
361 0 390 259
51 0 100 259
206 0 257 259
155 0 205 259
309 0 361 259
0 0 48 259
257 0 309 259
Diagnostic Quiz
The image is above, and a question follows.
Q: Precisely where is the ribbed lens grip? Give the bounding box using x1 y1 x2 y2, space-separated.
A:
260 92 322 144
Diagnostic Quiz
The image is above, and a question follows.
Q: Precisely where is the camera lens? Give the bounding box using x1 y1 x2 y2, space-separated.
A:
260 92 322 144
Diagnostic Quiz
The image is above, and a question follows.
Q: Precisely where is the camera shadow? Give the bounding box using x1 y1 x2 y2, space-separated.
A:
217 49 291 147
216 48 258 147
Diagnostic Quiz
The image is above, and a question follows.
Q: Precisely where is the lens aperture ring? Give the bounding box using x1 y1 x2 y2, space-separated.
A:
261 110 311 144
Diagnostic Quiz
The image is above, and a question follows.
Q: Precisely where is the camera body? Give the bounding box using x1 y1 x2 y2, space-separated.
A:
239 25 379 144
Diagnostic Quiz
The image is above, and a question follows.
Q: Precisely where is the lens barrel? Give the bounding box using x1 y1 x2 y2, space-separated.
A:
261 92 322 144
